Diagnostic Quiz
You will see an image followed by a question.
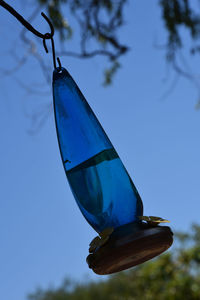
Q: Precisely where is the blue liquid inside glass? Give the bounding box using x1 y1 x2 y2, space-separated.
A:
53 67 143 233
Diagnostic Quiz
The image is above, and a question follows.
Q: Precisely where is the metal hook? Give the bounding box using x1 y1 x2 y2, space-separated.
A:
41 12 54 38
43 32 62 70
0 0 61 69
42 11 62 69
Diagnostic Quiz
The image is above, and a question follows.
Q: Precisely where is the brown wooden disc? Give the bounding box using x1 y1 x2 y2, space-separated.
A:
86 223 173 275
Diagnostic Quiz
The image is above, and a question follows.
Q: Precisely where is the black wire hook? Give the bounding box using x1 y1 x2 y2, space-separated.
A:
41 12 61 69
0 0 61 69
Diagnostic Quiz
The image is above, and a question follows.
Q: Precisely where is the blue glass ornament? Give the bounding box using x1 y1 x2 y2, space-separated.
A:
53 67 143 233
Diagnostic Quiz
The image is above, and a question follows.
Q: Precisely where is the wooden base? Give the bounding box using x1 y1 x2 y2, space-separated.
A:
86 222 173 275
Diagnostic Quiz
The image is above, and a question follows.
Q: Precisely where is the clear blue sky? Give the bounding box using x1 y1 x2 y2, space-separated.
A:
1 1 200 300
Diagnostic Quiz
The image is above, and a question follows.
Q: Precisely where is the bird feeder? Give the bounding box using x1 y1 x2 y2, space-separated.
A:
53 67 173 275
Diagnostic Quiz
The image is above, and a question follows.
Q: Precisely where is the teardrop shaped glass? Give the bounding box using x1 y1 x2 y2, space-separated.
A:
53 67 143 233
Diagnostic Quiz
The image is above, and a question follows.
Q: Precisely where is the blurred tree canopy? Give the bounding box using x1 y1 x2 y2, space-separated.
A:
28 224 200 300
160 0 200 87
38 0 128 85
36 0 200 84
1 0 200 85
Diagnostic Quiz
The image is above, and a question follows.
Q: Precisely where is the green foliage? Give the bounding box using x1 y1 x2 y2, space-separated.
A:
36 0 200 84
28 224 200 300
160 0 200 60
37 0 128 84
103 61 120 86
5 0 200 85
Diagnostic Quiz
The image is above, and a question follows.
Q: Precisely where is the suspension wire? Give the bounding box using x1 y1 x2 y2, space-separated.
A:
0 0 61 69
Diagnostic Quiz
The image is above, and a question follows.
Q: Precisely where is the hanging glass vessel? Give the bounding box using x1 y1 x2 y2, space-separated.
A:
53 67 143 233
53 67 173 275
